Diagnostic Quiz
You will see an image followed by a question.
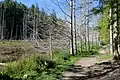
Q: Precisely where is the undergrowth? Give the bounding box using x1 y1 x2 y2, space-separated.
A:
1 45 100 80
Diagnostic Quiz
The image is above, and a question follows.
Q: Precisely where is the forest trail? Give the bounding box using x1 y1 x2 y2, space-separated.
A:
75 45 110 67
61 46 118 80
75 57 100 67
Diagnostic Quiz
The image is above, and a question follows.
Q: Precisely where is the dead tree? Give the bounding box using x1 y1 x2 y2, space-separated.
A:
49 24 53 59
70 0 75 56
10 1 16 40
87 0 90 51
73 0 77 55
50 0 77 56
33 7 36 40
109 7 113 55
0 2 4 40
23 8 25 40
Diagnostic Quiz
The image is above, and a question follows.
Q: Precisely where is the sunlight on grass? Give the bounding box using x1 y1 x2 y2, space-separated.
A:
0 41 32 49
97 53 113 61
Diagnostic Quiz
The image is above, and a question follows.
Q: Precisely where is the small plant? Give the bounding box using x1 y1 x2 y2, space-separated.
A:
3 55 37 78
2 46 100 80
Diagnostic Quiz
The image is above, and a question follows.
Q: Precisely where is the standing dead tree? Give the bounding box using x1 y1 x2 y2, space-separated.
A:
0 2 4 40
51 0 77 56
109 5 113 55
70 0 75 56
73 0 77 55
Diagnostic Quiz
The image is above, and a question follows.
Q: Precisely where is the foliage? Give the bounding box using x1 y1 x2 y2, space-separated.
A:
2 51 72 79
0 0 62 40
0 73 21 80
3 55 37 78
95 6 109 44
77 42 100 57
93 0 120 45
2 46 100 80
98 53 112 61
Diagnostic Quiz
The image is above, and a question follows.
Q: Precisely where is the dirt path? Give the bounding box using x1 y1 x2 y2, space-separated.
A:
75 57 99 67
61 46 114 80
75 46 110 67
74 56 110 67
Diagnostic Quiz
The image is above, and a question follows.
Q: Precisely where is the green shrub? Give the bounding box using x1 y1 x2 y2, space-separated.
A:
2 54 54 78
3 56 37 78
2 47 100 80
0 73 21 80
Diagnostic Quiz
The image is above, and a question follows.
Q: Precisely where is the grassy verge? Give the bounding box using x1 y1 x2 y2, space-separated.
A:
97 53 113 61
1 52 81 80
0 45 100 80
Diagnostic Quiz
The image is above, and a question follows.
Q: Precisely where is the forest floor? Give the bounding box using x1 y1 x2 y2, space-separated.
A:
75 57 106 67
0 41 115 80
62 46 117 80
75 46 112 67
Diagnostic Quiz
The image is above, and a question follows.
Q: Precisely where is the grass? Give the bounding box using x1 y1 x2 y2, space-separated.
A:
0 41 101 80
97 53 113 61
0 41 32 50
0 40 24 47
0 40 48 63
1 47 100 80
1 51 81 80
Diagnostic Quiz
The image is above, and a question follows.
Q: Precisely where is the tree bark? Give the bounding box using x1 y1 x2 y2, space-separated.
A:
70 0 75 56
109 8 113 55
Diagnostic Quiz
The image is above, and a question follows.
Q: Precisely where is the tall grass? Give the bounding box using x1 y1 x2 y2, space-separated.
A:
1 43 100 80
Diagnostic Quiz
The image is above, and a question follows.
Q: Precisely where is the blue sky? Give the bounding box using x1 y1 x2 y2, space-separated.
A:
16 0 65 18
17 0 55 9
15 0 99 26
0 0 99 22
16 0 99 17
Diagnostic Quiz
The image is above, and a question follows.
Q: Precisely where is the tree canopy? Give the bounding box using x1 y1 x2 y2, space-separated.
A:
0 0 62 40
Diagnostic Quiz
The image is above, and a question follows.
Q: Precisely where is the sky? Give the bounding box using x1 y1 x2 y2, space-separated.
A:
15 0 99 27
0 0 99 26
16 0 56 10
16 0 99 19
0 0 99 19
16 0 65 18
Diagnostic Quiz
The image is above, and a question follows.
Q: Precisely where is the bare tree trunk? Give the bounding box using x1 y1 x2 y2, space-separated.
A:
109 8 113 55
70 0 75 56
1 3 4 40
23 9 25 40
112 0 119 56
91 31 94 48
33 8 36 40
10 15 14 40
116 0 120 55
15 25 18 40
25 9 28 40
87 0 90 51
81 37 83 52
73 0 77 55
87 18 90 51
85 16 87 50
10 2 16 40
49 25 52 59
23 8 28 40
35 17 38 40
